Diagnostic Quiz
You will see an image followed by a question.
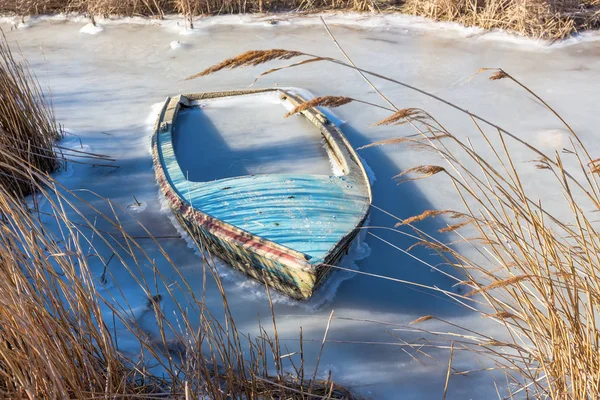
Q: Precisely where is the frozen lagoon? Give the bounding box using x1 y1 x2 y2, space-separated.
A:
3 13 600 398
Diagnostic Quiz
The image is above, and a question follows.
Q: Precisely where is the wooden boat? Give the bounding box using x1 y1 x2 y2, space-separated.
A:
152 88 371 300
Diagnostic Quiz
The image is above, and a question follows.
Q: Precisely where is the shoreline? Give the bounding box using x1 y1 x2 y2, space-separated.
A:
1 11 599 49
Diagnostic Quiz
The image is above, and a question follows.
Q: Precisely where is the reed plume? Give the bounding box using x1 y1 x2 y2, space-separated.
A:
410 315 435 324
466 275 534 297
186 49 306 80
373 108 426 126
396 209 465 227
393 165 446 183
489 70 508 80
284 96 353 117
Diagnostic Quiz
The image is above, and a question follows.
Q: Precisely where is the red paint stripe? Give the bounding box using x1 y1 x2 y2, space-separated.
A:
154 159 304 267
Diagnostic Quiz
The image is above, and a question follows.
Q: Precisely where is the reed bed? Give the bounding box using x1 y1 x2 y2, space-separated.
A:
402 0 600 39
192 47 600 397
0 32 61 197
0 0 384 18
0 37 354 396
0 141 356 399
3 0 600 38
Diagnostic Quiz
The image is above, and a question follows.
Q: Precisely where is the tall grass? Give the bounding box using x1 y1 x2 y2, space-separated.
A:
3 0 600 38
191 48 600 398
0 35 355 398
0 32 61 197
0 156 355 398
0 0 383 18
401 0 600 39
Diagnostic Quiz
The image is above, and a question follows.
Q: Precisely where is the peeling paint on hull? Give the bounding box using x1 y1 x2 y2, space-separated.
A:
152 89 371 300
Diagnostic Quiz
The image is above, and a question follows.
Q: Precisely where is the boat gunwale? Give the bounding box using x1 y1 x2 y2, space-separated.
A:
152 88 371 278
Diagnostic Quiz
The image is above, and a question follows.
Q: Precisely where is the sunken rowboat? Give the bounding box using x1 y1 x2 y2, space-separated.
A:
152 88 371 300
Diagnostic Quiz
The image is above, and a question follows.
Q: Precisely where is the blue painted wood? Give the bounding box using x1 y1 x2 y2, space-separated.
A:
157 96 370 265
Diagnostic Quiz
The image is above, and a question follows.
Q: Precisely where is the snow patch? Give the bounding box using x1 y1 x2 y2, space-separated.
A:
325 138 345 177
0 17 30 30
178 26 205 36
128 201 147 213
146 102 165 128
169 40 184 50
547 31 600 48
260 18 291 27
360 156 377 185
79 23 104 35
146 102 165 155
536 129 570 150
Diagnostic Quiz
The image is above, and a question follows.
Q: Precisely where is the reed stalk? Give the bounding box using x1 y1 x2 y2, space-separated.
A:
0 31 61 197
195 45 600 398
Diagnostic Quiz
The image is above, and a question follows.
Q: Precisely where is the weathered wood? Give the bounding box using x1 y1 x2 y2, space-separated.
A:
152 89 371 299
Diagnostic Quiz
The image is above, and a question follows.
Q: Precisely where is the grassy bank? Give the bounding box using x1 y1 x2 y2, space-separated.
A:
403 0 600 40
1 0 600 39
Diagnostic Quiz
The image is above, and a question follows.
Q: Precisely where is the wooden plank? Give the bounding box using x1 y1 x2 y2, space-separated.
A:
152 89 371 299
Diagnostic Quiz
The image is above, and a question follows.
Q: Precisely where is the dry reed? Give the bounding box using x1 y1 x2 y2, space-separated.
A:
284 96 353 117
401 0 600 39
0 39 356 398
185 50 305 80
372 108 426 126
0 31 61 197
0 153 357 398
2 0 600 39
0 0 386 19
198 45 600 398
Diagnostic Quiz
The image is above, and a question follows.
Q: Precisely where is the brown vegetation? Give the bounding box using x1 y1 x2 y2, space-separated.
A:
0 34 355 398
0 32 60 197
0 0 383 18
195 46 600 398
1 0 600 39
403 0 600 39
0 154 356 398
284 96 353 117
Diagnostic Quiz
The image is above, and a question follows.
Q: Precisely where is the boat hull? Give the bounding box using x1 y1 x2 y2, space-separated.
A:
152 89 371 300
154 156 366 299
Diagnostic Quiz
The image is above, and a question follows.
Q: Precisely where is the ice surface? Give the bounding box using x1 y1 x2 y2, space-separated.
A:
79 22 104 35
8 11 600 48
3 15 599 398
172 92 332 180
